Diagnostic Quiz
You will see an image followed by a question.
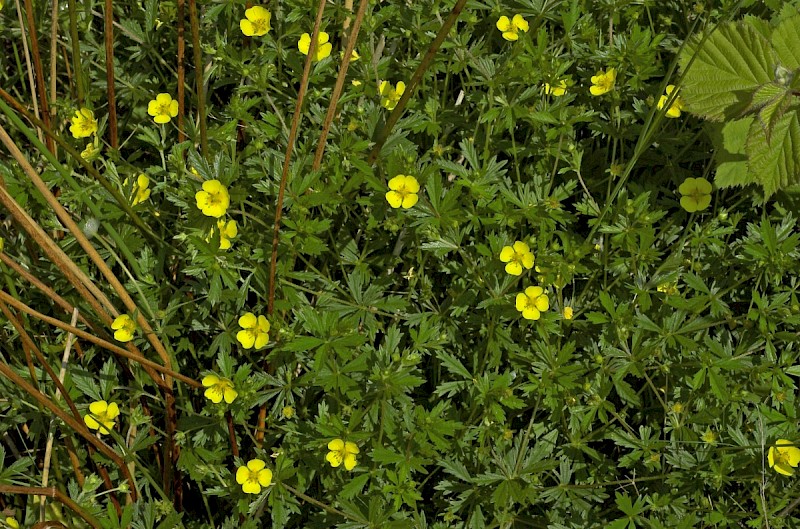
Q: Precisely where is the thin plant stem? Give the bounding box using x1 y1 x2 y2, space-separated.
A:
312 0 370 170
23 0 55 152
177 0 186 143
14 0 42 143
104 0 118 148
188 0 207 157
259 0 329 447
0 486 102 529
67 0 84 103
366 0 468 164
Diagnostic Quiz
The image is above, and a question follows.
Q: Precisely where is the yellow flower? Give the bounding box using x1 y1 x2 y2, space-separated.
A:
5 517 19 529
379 81 405 111
83 400 120 435
563 306 574 320
352 80 362 87
195 180 230 218
701 428 717 445
111 314 137 342
124 174 151 206
326 439 359 470
496 14 529 41
589 68 616 96
298 32 332 61
499 241 534 276
769 439 800 476
515 286 549 320
69 108 98 138
235 459 272 494
657 282 678 296
147 93 179 124
81 142 101 161
282 406 295 419
236 312 270 349
385 174 419 209
544 80 567 96
658 84 684 118
207 218 238 250
240 6 271 37
340 49 360 62
678 177 712 212
202 374 238 404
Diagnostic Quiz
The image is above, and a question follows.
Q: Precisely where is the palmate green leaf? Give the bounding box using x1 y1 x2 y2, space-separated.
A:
680 21 776 121
746 108 800 196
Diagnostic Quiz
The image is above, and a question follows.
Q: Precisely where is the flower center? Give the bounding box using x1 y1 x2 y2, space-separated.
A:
208 192 222 205
774 450 790 466
253 19 267 33
247 469 261 482
157 102 171 116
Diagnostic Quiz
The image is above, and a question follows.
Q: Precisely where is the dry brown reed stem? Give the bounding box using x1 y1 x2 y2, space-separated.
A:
177 0 186 143
366 0 468 164
0 252 93 329
188 0 208 157
0 124 173 375
2 301 39 386
0 486 102 529
22 0 54 153
0 88 158 244
40 309 78 522
226 410 239 457
0 364 138 501
0 301 83 421
259 0 329 447
312 0 369 171
49 0 59 138
104 0 118 148
14 0 41 141
0 154 166 390
0 290 201 388
67 0 84 104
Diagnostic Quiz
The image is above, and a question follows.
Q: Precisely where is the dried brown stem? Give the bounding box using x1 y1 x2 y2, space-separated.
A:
259 0 329 447
0 365 137 501
23 0 54 153
177 0 186 144
312 0 369 171
0 486 101 529
188 0 207 157
226 410 239 457
104 0 118 148
366 0 468 164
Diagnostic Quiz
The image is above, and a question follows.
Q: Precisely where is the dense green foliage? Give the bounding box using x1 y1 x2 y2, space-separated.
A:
1 0 800 527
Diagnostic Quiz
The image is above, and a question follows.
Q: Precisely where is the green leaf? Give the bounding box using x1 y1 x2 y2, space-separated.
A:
749 82 796 141
746 109 800 196
772 15 800 70
680 21 776 120
712 117 755 188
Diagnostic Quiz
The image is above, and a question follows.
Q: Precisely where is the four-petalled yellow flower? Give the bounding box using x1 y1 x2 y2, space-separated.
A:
298 31 332 61
240 6 271 37
515 286 549 320
386 175 419 209
125 174 151 206
496 15 529 41
544 80 567 97
195 180 230 218
236 459 272 494
69 108 98 138
111 314 137 342
379 81 405 111
499 241 534 276
83 400 120 435
236 312 270 349
202 374 238 404
658 84 684 118
147 93 178 124
326 438 359 470
589 68 616 96
678 177 712 212
207 218 237 250
769 439 800 476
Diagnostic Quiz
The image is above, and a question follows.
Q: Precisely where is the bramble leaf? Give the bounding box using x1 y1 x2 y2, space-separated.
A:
680 21 776 120
746 109 800 196
772 14 800 70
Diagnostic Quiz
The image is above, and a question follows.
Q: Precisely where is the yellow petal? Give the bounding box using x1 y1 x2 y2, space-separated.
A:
344 453 357 470
236 466 250 484
401 193 418 209
496 16 511 32
258 468 273 486
326 451 343 467
239 312 257 328
248 459 266 472
328 439 344 451
386 190 403 209
505 261 523 276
